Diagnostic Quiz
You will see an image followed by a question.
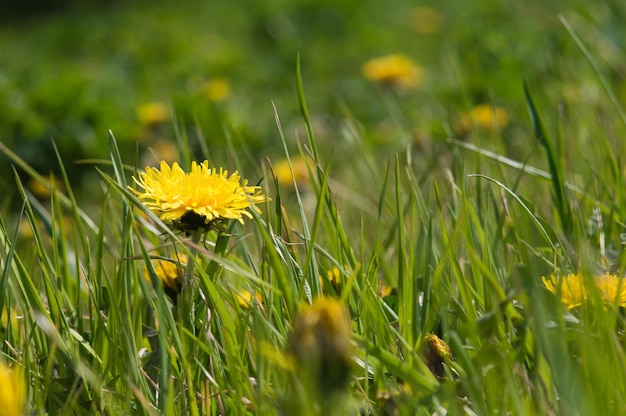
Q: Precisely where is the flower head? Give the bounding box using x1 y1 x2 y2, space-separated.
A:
236 290 264 309
131 161 267 233
410 7 442 34
543 272 626 309
144 254 188 299
362 54 423 90
0 362 25 416
455 104 510 136
137 102 170 126
272 156 312 189
422 333 452 380
320 267 342 295
288 298 353 395
202 77 230 102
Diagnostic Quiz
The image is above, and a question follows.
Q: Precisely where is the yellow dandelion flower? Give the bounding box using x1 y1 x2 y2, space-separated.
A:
543 272 626 309
422 333 452 380
272 156 311 188
378 281 395 298
595 272 626 306
1 309 21 334
148 141 180 165
362 54 423 90
320 267 341 294
409 7 442 34
27 174 65 199
455 104 510 135
144 254 188 298
130 161 268 233
236 290 264 308
0 363 25 416
137 102 170 126
202 77 230 102
288 298 353 395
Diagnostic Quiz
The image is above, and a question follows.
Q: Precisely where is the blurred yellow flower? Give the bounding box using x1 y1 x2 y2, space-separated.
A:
409 7 442 34
0 362 25 416
362 54 423 90
202 77 230 102
144 254 188 298
543 272 626 309
422 333 452 380
378 282 394 298
1 309 21 333
288 298 353 395
130 161 267 233
137 102 170 126
272 156 311 188
236 290 264 308
148 141 179 165
320 267 341 295
27 174 65 199
455 104 510 135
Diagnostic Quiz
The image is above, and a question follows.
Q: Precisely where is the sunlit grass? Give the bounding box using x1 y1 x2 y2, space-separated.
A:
2 7 626 415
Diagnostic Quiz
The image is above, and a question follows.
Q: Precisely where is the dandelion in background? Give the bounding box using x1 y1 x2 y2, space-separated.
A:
0 362 25 416
130 160 267 235
272 156 311 189
236 290 263 309
422 333 453 380
320 266 341 295
409 7 442 34
543 272 626 309
286 298 353 413
202 77 230 102
137 102 170 127
144 254 188 300
455 104 510 136
362 54 423 90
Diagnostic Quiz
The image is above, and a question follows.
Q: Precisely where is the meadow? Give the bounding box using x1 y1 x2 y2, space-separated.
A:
2 1 626 414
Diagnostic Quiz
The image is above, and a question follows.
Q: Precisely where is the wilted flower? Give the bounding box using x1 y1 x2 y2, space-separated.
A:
543 272 626 309
288 298 353 396
130 161 267 234
422 333 452 380
455 104 510 136
362 54 423 90
144 254 188 299
202 77 230 102
137 102 170 126
0 362 25 416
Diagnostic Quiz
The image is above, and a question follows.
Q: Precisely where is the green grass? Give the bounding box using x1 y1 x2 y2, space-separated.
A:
3 1 626 415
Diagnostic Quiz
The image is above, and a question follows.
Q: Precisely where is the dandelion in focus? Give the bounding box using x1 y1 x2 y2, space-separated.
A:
455 104 510 136
130 161 267 235
543 272 626 309
362 54 423 90
0 362 25 416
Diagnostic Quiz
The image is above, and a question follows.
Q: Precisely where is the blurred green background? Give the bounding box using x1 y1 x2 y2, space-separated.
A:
1 0 625 201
